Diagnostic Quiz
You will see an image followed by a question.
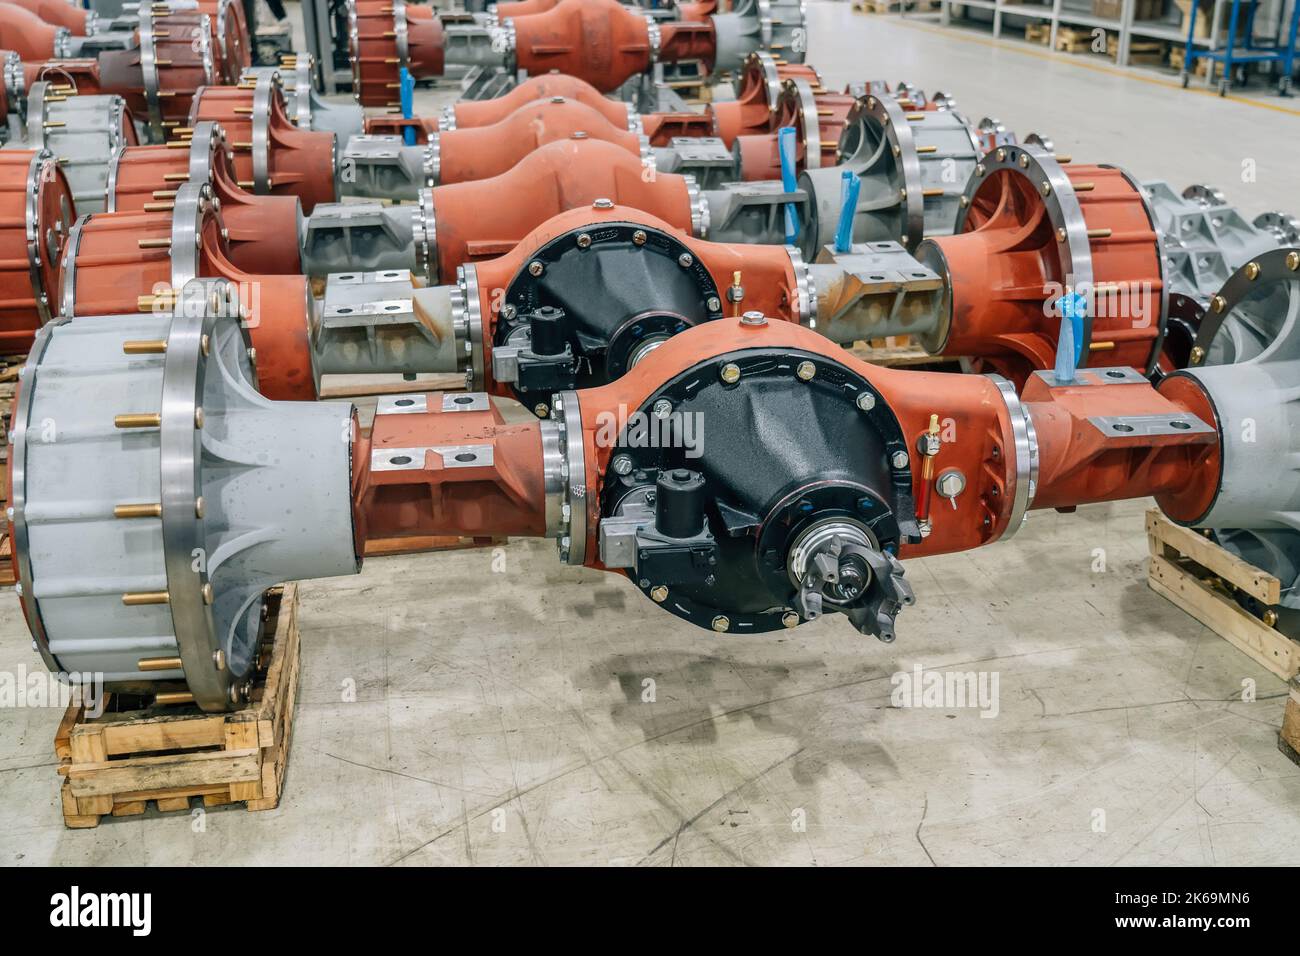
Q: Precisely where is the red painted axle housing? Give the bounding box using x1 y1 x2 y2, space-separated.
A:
429 138 696 281
353 314 1220 564
709 52 823 148
188 80 337 213
350 0 445 107
918 149 1164 388
0 150 73 354
435 97 646 184
59 189 315 399
733 78 856 180
107 127 304 276
6 0 93 35
0 3 70 59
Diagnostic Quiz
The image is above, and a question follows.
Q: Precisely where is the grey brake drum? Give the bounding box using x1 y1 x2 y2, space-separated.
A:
26 82 137 215
1177 248 1300 609
12 280 360 710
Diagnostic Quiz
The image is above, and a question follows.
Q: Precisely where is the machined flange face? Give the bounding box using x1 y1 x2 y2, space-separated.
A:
683 174 709 239
170 181 214 291
987 374 1039 540
25 150 71 326
786 243 816 329
598 345 915 633
1254 211 1300 246
1190 247 1300 368
453 264 485 390
643 13 661 64
2 51 24 127
778 77 822 169
160 281 258 709
820 93 921 254
412 188 437 281
739 51 783 110
953 143 1095 350
551 389 587 565
250 72 280 194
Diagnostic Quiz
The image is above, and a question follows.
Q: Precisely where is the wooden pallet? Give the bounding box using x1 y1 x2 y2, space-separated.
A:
365 533 507 558
1280 677 1300 767
853 0 937 12
850 338 965 370
55 585 301 828
1055 26 1102 54
1146 509 1300 681
1107 35 1168 65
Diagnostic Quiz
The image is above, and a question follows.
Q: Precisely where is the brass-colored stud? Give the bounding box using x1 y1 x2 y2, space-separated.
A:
114 503 163 519
115 413 161 429
138 656 182 672
122 590 169 606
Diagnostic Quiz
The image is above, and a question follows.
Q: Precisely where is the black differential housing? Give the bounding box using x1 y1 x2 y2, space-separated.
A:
599 346 920 633
495 222 724 411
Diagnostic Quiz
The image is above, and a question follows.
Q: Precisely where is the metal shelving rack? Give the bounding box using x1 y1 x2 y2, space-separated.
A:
927 0 1296 77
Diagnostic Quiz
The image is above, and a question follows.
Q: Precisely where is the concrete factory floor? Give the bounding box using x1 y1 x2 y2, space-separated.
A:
2 3 1299 867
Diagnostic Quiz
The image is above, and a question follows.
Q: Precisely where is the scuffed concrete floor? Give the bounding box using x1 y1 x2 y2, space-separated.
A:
2 4 1300 866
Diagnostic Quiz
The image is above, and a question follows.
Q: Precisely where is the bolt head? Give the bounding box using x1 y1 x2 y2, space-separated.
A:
739 310 766 326
213 648 225 670
1018 154 1029 168
593 198 613 209
194 406 205 428
1040 181 1051 197
650 585 668 603
1211 294 1226 314
678 253 693 268
891 450 910 469
706 296 721 311
796 360 816 381
195 496 205 518
652 398 673 419
612 454 633 476
1287 251 1299 271
632 230 647 246
528 260 544 277
577 233 591 249
200 333 210 356
1245 261 1260 280
996 148 1006 162
856 391 875 411
720 362 741 384
711 615 730 632
1189 345 1205 365
781 611 799 629
502 304 517 321
247 347 257 364
202 582 214 605
533 403 550 418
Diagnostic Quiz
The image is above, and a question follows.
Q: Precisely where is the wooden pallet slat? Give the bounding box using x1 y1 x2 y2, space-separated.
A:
55 584 302 828
1146 509 1300 682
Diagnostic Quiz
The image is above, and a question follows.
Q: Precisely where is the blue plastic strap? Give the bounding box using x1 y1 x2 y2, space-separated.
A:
399 67 416 145
777 125 799 244
1053 290 1088 383
835 170 861 254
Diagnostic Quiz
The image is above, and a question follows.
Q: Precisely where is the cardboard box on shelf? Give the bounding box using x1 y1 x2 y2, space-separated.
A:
1093 0 1164 21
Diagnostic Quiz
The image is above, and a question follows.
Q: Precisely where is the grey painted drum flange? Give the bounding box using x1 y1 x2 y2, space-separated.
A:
12 279 359 710
796 92 981 260
1175 249 1300 608
26 82 134 215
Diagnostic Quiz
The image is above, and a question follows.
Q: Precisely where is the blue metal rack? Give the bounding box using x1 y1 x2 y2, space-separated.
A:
1179 0 1300 95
